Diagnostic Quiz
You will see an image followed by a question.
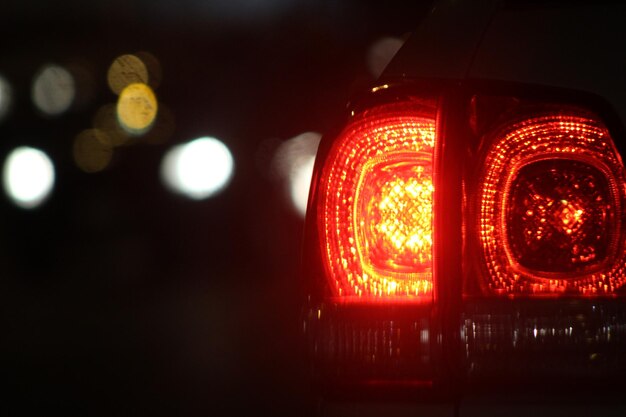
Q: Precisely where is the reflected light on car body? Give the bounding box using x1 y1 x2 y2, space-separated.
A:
290 155 315 217
272 131 321 217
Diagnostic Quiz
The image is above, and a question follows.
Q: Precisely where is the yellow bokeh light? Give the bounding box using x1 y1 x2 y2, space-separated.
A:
142 104 175 145
93 104 131 146
107 54 148 95
116 83 158 135
73 129 113 173
135 51 162 89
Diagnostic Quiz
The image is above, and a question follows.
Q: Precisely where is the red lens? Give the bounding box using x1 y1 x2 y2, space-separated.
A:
506 159 613 274
478 113 626 295
319 102 436 302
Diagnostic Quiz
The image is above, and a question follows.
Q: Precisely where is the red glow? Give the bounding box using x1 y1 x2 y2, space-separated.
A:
478 114 626 296
319 103 436 302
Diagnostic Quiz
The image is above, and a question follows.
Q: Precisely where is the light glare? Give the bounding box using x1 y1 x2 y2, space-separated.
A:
161 137 234 199
3 147 55 209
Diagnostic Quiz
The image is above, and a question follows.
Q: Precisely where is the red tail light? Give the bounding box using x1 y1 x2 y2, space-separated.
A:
477 113 626 296
318 101 436 302
304 86 626 394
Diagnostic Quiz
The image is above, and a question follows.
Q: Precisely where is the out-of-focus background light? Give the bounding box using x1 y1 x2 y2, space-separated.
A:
272 131 321 216
3 146 55 209
367 36 405 78
65 60 96 111
73 129 114 173
116 82 158 135
161 136 234 199
141 103 174 145
135 51 162 89
93 103 132 146
0 75 13 122
31 64 75 116
107 54 149 95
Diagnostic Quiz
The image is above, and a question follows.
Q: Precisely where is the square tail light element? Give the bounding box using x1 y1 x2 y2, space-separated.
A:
318 101 437 302
477 112 626 296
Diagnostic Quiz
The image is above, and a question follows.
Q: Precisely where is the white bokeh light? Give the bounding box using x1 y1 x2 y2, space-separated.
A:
3 147 55 209
272 131 321 217
161 137 234 199
0 75 13 122
32 64 75 116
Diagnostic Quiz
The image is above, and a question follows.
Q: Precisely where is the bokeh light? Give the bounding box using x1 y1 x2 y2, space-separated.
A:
161 137 234 200
32 64 76 116
66 61 96 110
73 129 114 173
367 36 404 78
272 132 321 217
107 54 149 95
116 83 158 135
3 146 55 209
141 104 175 145
135 51 162 89
0 75 13 122
93 103 131 146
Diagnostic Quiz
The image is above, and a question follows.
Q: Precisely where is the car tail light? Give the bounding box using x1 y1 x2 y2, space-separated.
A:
318 101 436 302
304 85 626 395
477 113 626 296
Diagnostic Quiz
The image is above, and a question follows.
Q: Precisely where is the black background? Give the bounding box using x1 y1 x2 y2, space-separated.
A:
0 1 432 415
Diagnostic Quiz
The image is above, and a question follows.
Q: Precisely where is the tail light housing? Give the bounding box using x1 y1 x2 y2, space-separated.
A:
303 83 626 396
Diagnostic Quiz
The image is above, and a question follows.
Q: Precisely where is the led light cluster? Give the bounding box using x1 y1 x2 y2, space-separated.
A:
506 160 612 273
319 103 436 301
479 114 626 295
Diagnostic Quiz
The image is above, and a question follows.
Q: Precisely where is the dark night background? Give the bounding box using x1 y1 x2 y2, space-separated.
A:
0 1 432 415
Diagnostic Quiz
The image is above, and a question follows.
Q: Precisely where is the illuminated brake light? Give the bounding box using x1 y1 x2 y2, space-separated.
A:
319 102 436 301
478 113 626 295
